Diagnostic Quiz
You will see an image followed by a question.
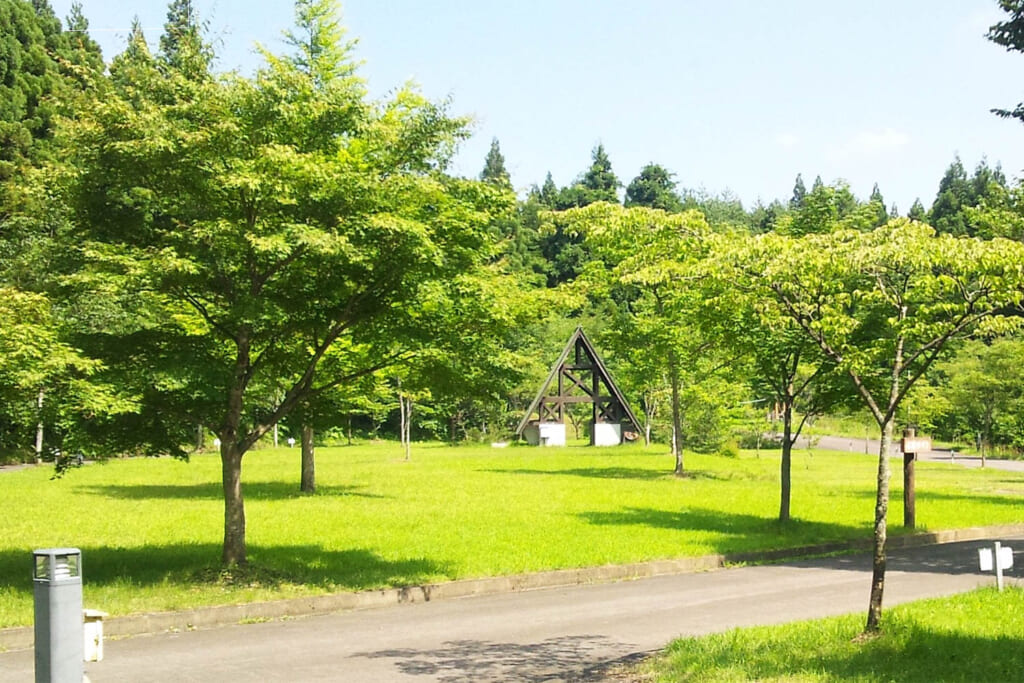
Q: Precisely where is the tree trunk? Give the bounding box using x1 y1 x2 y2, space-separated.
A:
668 351 684 476
865 417 894 632
222 333 250 566
779 397 793 523
35 389 44 464
300 424 315 493
221 440 246 565
642 392 655 447
195 423 205 451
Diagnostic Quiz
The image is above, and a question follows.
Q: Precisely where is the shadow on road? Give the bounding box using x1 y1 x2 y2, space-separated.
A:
783 538 1022 579
350 634 642 682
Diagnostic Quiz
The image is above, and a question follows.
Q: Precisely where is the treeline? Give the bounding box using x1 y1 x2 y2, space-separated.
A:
2 0 1024 470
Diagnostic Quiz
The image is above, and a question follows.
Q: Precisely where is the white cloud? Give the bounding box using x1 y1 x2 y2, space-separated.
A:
827 128 910 161
774 132 800 148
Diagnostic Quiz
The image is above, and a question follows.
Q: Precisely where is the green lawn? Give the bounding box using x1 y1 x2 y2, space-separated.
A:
641 587 1024 682
1 442 1022 628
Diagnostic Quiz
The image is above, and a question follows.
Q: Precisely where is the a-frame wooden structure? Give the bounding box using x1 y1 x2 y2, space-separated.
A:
515 327 640 446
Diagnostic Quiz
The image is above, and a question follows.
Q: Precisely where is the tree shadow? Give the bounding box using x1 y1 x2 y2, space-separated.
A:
350 634 641 683
914 490 1024 507
0 543 448 596
73 482 388 500
478 466 730 481
479 466 668 481
579 505 866 554
686 622 1024 682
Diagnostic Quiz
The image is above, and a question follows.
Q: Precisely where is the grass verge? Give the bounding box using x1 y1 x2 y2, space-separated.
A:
1 441 1022 628
639 586 1024 682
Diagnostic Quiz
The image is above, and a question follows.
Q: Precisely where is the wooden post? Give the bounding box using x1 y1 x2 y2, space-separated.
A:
903 427 916 529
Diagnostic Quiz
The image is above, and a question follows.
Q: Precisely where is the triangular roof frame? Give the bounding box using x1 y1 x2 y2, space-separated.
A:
515 326 641 439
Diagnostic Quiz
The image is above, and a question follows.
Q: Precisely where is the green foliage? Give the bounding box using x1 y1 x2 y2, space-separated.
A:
624 162 683 212
775 180 870 236
928 336 1024 452
28 0 507 563
988 1 1024 121
790 173 807 209
0 0 99 183
928 156 1007 236
479 137 511 188
159 0 212 77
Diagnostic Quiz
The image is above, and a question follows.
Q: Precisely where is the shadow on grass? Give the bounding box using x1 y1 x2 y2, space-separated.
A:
579 506 867 554
479 466 668 481
478 466 736 481
73 482 388 501
666 621 1024 683
914 490 1024 507
0 543 448 595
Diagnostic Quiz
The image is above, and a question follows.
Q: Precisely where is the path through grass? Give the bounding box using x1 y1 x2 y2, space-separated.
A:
1 442 1022 628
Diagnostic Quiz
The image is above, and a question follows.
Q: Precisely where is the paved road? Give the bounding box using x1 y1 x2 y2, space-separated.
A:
2 537 1020 682
798 435 1024 472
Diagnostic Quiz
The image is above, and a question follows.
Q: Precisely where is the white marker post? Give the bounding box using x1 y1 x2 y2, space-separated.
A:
978 541 1014 591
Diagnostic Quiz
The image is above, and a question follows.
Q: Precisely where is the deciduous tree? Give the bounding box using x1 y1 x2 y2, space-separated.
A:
759 220 1024 632
46 0 499 565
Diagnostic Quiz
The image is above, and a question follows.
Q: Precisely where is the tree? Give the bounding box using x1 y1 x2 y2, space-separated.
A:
0 0 71 182
624 163 682 212
158 0 212 77
708 235 840 522
933 337 1024 463
550 202 722 474
480 137 511 189
540 147 618 285
907 198 927 222
789 174 807 210
928 157 1006 236
758 220 1024 632
868 183 888 228
988 2 1024 122
44 0 499 565
776 180 869 236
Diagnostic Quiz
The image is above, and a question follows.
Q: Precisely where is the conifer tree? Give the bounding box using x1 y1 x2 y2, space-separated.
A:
480 138 511 188
789 173 807 209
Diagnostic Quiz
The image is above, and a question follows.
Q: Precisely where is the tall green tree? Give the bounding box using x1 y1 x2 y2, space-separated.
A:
708 234 840 522
928 157 1006 236
551 203 725 474
789 173 807 210
45 0 499 565
480 137 511 188
624 162 682 212
158 0 212 76
868 183 889 227
759 220 1024 633
907 198 927 222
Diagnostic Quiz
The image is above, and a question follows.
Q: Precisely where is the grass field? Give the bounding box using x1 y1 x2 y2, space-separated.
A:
640 586 1024 682
1 441 1022 628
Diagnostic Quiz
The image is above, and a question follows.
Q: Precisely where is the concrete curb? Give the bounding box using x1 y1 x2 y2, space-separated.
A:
3 522 1023 652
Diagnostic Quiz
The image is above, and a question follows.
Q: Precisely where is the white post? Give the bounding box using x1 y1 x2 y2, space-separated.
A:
35 389 44 464
995 541 1005 592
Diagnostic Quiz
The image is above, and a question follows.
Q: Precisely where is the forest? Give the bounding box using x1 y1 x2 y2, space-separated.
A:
4 0 1024 473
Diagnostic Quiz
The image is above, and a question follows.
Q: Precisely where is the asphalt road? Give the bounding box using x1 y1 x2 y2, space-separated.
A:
799 435 1024 472
2 537 1020 682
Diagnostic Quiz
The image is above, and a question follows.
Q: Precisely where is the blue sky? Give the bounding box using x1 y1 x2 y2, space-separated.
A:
52 1 1024 213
